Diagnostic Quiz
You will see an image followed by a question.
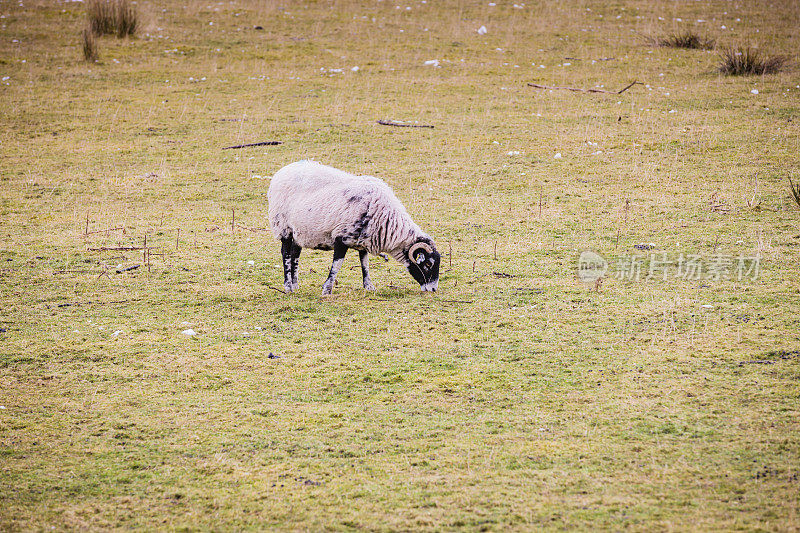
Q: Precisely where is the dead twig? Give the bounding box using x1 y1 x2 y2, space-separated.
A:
88 246 146 251
376 119 435 129
236 223 269 233
527 80 642 95
84 227 124 236
222 141 282 150
266 284 287 294
564 57 616 62
116 264 140 273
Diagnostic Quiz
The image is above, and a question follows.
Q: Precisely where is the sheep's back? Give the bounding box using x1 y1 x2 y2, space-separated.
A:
268 161 408 251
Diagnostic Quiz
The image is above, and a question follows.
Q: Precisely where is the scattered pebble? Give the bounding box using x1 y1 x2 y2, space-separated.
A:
751 89 759 95
423 59 439 67
247 260 255 266
477 25 487 35
554 153 562 159
112 330 123 336
507 151 520 156
182 329 197 336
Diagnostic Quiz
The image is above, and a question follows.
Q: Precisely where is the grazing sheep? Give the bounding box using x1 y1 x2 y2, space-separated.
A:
268 161 440 295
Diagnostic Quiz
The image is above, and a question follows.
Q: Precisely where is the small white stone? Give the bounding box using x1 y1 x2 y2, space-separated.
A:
751 89 759 94
477 25 487 35
554 153 562 159
182 329 197 336
247 260 255 266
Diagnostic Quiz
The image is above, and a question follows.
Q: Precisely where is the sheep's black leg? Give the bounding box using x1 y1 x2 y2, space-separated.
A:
359 250 375 290
322 240 348 295
289 241 301 291
280 235 297 293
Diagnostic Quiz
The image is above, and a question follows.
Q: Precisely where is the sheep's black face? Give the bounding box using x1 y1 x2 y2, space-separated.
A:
406 242 440 292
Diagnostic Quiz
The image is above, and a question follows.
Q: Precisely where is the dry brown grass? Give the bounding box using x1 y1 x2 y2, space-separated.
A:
648 30 716 50
80 28 98 62
790 177 800 209
87 0 137 38
718 47 789 75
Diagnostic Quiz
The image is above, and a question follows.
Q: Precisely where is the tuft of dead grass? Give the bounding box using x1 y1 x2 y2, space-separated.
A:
81 28 98 62
651 30 716 50
789 177 800 209
718 47 789 76
87 0 137 38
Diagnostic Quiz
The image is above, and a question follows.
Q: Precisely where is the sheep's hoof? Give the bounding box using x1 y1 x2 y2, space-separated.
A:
321 285 333 296
283 284 294 293
363 283 376 291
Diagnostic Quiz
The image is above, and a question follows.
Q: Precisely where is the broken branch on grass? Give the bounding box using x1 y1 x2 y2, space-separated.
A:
564 57 616 62
376 119 435 129
116 264 140 273
88 246 146 251
266 284 287 294
235 223 269 233
527 80 642 95
84 227 124 236
222 141 283 150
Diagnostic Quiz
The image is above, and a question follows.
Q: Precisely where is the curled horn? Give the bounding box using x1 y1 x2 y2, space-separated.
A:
408 241 433 262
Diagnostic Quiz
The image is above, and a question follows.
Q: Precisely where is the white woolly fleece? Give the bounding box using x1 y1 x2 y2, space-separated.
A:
267 161 428 257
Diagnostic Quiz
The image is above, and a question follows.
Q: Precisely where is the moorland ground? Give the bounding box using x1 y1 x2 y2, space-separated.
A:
1 0 799 530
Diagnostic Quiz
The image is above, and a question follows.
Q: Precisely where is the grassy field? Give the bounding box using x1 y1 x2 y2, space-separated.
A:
1 0 799 530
